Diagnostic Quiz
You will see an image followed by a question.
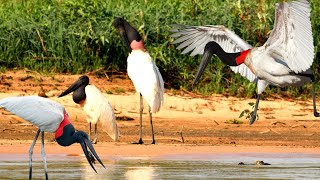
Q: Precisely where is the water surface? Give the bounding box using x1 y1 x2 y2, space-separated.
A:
0 153 320 179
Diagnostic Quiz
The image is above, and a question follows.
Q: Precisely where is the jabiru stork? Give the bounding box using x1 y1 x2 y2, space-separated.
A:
0 96 105 179
170 0 318 124
58 75 119 144
113 17 164 144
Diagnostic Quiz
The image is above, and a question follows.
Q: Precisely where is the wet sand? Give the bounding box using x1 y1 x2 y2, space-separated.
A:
1 141 320 158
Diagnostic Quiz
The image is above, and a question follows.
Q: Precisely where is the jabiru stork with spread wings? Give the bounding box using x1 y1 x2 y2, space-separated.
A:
171 0 318 124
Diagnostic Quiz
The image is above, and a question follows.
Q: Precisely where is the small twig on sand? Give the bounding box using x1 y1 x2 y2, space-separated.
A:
87 68 104 76
308 122 317 128
180 125 185 143
270 121 286 126
104 72 110 80
270 129 281 134
260 128 281 135
260 129 271 134
144 138 184 143
291 124 306 128
213 120 219 125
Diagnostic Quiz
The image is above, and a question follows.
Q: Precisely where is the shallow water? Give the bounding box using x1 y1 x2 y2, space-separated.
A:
1 152 320 179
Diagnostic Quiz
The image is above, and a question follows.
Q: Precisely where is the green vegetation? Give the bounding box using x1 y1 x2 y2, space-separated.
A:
0 0 319 98
115 87 125 94
239 102 259 121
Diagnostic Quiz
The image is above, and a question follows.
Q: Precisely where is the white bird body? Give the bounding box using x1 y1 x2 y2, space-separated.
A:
80 85 119 141
247 47 312 92
127 49 164 113
0 96 64 133
171 0 318 124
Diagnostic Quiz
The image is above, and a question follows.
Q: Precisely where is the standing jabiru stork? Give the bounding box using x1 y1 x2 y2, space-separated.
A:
58 75 119 144
0 96 105 180
170 0 318 124
113 17 164 144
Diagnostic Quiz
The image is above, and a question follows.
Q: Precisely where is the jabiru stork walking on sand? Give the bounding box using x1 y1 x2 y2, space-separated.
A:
58 75 119 144
113 17 164 144
171 0 318 124
0 96 105 179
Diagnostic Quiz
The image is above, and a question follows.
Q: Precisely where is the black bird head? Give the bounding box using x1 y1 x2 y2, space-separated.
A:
113 17 144 51
192 41 248 88
58 75 89 104
55 120 105 173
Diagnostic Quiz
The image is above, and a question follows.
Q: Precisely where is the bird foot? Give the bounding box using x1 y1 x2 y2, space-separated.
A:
131 139 144 144
249 115 257 125
151 140 156 144
91 139 97 144
314 111 320 117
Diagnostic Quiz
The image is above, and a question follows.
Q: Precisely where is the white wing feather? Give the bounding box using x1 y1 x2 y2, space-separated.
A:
265 0 314 73
170 24 257 82
127 50 164 113
82 85 119 141
0 96 64 132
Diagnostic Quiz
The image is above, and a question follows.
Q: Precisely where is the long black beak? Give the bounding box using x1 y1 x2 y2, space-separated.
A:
79 137 106 172
192 47 214 88
119 29 131 51
58 76 88 98
113 17 131 51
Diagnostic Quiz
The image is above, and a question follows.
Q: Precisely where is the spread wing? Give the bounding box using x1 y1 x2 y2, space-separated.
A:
0 96 64 132
265 0 314 73
170 24 257 82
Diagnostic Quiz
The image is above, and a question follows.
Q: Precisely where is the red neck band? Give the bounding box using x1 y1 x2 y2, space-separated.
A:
235 49 250 65
55 111 71 138
130 40 146 51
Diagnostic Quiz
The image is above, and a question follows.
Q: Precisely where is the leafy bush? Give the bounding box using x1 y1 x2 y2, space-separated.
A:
0 0 319 98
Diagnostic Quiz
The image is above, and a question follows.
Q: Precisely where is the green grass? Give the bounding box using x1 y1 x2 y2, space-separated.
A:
0 0 319 98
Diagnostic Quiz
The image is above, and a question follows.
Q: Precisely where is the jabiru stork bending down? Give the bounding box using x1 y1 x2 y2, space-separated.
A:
171 0 318 124
58 75 119 144
113 17 164 144
0 96 105 179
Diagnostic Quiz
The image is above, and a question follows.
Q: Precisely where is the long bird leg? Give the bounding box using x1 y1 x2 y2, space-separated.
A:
312 81 319 117
89 122 92 141
148 105 155 144
29 129 40 180
138 93 144 144
41 131 48 180
250 94 261 125
92 124 97 144
133 93 144 144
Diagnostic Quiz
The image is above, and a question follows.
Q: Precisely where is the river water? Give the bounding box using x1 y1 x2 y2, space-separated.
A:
1 152 320 179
